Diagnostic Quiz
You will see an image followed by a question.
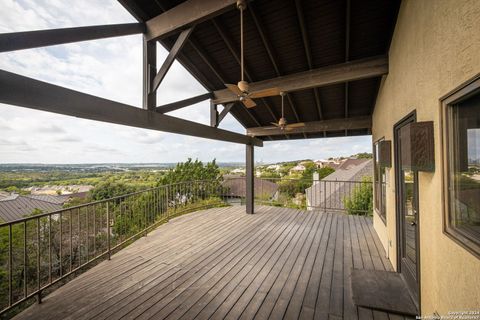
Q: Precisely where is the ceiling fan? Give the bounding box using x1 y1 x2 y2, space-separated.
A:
224 0 281 108
269 92 305 131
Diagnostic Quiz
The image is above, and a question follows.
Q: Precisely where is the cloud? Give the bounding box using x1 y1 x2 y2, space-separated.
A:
54 136 82 143
34 124 66 134
83 144 122 154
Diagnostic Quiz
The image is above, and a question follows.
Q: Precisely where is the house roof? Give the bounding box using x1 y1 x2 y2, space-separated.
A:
222 175 278 198
118 0 401 140
306 159 373 208
0 195 63 222
25 194 71 205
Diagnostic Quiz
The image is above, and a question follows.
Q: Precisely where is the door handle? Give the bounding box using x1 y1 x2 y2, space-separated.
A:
410 221 416 226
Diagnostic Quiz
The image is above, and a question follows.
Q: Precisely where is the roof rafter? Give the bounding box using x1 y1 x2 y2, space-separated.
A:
344 0 351 136
211 18 278 122
248 2 306 138
294 0 323 121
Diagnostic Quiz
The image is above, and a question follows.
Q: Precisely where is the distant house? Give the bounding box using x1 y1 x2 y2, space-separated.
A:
0 191 10 201
0 194 64 222
230 168 245 175
289 164 306 174
266 164 281 171
222 175 279 204
25 185 94 195
306 159 373 210
314 159 341 170
0 192 89 222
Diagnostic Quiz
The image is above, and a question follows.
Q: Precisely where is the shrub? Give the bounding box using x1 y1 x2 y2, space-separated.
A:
343 177 373 216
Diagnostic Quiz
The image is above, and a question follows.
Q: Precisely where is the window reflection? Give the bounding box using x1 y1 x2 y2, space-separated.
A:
449 93 480 242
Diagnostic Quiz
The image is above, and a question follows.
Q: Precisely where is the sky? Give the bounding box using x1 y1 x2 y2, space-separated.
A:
0 0 372 164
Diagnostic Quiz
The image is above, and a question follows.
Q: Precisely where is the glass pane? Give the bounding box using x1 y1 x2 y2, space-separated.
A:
381 166 387 216
450 93 480 241
403 170 416 270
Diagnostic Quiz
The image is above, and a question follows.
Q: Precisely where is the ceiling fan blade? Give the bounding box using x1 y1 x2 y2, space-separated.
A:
225 83 243 96
249 87 281 99
242 98 257 108
286 122 305 129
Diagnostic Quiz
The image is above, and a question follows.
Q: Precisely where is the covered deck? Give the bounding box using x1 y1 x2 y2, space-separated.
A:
16 206 412 320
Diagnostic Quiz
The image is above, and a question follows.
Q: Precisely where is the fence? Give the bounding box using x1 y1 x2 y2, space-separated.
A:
0 177 372 315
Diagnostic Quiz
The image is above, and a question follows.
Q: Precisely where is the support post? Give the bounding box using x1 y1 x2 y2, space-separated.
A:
143 37 156 110
210 101 218 127
246 143 254 214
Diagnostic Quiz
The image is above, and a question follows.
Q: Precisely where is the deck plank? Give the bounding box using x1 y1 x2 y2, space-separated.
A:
13 206 409 320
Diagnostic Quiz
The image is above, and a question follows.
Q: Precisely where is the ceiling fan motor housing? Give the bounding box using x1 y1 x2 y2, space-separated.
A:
238 80 249 93
236 0 246 10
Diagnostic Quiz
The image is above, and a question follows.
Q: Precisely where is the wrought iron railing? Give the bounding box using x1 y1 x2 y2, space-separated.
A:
0 180 226 316
250 177 373 214
0 177 372 316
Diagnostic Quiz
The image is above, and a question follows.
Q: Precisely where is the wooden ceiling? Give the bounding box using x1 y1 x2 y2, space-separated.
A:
119 0 401 141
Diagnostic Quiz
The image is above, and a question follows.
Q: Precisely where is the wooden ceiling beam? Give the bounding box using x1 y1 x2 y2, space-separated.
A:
213 55 389 104
0 70 263 147
344 0 351 136
156 93 213 113
151 27 194 93
0 23 145 52
145 0 237 41
246 116 372 137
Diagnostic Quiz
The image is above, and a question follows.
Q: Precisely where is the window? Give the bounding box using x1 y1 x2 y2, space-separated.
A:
443 76 480 256
374 139 387 222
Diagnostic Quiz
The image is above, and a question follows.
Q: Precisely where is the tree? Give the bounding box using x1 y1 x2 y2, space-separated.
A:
353 152 373 159
343 177 373 216
157 158 221 185
89 181 136 201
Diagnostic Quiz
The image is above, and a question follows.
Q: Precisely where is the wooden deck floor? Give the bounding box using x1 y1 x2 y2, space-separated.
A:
15 206 414 320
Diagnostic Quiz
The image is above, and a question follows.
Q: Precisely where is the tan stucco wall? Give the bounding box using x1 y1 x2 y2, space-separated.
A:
372 0 480 315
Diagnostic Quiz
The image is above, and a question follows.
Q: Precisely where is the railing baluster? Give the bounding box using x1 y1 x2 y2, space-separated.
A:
69 210 72 272
93 205 96 258
36 218 41 303
59 212 63 277
48 215 52 284
24 221 27 299
8 224 12 307
107 202 111 260
86 206 89 262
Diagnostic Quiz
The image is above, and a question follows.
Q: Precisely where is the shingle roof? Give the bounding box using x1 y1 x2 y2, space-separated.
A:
0 195 63 222
306 159 373 209
25 194 70 205
222 175 279 198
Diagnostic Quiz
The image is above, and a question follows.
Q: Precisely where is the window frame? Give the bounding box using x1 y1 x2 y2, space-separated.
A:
441 74 480 258
373 137 387 224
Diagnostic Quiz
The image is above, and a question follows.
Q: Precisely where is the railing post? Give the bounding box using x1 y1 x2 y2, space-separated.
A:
144 193 148 237
324 180 327 212
246 143 255 214
107 202 111 260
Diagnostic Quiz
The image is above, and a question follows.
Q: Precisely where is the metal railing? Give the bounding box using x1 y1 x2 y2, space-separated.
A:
0 180 226 316
248 177 373 214
0 177 372 316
